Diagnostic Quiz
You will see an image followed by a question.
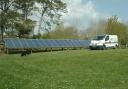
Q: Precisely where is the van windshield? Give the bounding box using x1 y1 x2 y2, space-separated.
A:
94 36 105 40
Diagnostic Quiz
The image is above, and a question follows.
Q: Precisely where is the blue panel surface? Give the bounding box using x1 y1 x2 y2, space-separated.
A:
4 38 90 49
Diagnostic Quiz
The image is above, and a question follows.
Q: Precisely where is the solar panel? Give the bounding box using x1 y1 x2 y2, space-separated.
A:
50 40 59 48
4 38 90 49
72 40 80 47
44 40 52 47
32 39 42 48
4 39 15 49
67 40 74 47
39 40 47 47
27 39 35 48
56 40 64 47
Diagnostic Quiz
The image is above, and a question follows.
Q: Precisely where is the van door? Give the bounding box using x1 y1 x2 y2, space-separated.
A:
105 35 112 47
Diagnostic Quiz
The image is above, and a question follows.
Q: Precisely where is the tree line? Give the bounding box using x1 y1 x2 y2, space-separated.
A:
0 0 66 40
41 15 128 45
85 15 128 45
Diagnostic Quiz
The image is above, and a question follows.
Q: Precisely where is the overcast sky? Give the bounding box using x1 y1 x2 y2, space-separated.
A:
62 0 128 30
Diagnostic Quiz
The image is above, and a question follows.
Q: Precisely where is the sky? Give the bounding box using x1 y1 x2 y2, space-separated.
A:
62 0 128 30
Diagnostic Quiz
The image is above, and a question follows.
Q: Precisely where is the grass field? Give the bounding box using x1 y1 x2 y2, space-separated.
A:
0 49 128 89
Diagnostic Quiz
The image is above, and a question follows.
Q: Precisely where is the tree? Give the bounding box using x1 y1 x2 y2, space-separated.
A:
15 19 36 38
82 19 107 39
14 0 36 38
106 15 128 45
35 0 67 38
14 0 35 20
0 0 67 39
42 24 79 39
3 11 20 37
0 0 16 40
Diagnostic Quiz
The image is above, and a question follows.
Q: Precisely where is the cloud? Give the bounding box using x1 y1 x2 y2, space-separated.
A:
62 0 99 29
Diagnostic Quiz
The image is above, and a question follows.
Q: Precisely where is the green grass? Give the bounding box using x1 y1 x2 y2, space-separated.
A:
0 49 128 89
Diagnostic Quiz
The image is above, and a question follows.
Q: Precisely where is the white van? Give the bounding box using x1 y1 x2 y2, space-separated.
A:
89 35 118 50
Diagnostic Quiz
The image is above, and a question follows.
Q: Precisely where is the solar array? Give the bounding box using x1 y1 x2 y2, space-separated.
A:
4 38 90 49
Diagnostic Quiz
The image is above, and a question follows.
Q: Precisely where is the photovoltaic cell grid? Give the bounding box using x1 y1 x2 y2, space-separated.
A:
4 38 90 49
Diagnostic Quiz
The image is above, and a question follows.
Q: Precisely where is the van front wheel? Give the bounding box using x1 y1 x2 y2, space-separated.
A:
102 45 106 50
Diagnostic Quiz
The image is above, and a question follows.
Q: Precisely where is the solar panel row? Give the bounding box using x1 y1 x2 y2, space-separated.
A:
4 38 90 49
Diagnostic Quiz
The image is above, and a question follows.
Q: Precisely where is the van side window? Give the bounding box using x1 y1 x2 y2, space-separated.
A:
105 36 109 41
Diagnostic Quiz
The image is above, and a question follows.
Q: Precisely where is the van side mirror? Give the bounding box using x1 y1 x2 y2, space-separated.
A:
105 36 109 41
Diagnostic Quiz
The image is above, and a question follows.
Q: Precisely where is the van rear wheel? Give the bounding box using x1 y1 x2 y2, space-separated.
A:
113 45 118 49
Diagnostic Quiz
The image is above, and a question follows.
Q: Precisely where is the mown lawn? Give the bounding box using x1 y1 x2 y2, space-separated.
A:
0 49 128 89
